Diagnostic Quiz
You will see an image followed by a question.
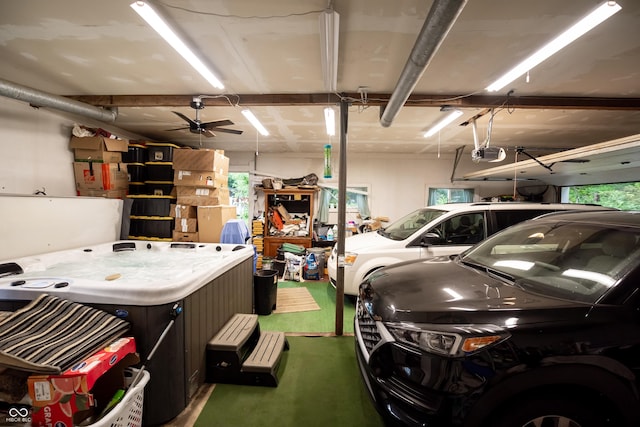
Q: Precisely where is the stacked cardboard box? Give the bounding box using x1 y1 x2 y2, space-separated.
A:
172 149 236 242
70 136 129 198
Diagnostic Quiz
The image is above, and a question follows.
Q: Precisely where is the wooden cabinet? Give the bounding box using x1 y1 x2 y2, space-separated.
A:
263 188 316 257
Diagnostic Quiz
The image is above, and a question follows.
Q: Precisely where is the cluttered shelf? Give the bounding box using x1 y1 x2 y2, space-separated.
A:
263 188 317 258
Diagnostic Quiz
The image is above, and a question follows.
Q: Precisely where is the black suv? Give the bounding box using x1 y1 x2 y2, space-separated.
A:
356 210 640 427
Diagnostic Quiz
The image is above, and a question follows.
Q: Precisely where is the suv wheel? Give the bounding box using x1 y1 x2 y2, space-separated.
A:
488 395 611 427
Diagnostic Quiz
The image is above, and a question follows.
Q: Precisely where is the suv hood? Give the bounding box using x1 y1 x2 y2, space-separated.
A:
343 230 391 252
362 257 591 325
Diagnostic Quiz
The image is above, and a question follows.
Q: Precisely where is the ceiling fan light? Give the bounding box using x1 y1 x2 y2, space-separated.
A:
324 107 336 136
486 1 621 92
130 1 224 90
424 110 463 138
242 109 269 136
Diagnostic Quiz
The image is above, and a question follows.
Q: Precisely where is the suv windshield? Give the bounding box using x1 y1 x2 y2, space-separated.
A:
461 220 640 304
380 208 446 240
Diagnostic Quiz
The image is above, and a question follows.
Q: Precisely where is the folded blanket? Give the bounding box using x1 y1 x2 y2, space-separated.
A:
0 294 130 374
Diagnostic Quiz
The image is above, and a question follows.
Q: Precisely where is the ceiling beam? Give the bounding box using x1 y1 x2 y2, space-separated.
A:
64 93 640 110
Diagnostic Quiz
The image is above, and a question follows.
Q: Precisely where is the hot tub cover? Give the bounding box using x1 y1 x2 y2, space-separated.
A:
0 294 130 374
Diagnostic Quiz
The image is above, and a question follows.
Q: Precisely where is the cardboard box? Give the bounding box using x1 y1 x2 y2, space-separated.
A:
70 136 129 163
170 203 198 218
173 170 228 188
173 149 229 175
173 231 199 242
77 189 128 199
29 337 138 427
175 217 198 233
74 162 129 191
177 186 230 206
197 205 237 242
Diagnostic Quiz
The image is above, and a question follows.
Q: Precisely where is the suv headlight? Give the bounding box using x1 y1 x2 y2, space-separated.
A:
386 323 509 357
344 252 358 266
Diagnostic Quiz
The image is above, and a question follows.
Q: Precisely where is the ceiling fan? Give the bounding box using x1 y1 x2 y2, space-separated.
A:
168 98 243 138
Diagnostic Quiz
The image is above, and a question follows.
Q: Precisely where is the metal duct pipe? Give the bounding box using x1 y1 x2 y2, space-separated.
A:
379 0 467 128
0 78 117 123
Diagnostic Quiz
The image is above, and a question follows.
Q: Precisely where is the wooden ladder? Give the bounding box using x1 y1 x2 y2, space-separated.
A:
206 313 289 387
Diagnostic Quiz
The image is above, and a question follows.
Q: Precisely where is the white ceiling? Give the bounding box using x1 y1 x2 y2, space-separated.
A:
1 0 640 181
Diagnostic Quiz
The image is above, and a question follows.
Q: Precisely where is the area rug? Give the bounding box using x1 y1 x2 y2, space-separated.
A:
273 287 320 314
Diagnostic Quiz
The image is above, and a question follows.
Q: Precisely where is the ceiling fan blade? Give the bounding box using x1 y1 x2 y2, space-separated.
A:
204 129 217 138
172 111 197 126
211 127 243 135
165 126 189 131
201 119 234 128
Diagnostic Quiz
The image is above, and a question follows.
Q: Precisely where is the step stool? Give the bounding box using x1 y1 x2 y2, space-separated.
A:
206 313 289 387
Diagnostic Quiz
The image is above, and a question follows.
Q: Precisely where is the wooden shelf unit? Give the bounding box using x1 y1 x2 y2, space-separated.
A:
263 188 316 257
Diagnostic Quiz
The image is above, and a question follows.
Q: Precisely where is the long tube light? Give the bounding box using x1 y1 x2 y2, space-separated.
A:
486 1 621 92
242 109 269 136
319 9 340 92
324 107 336 136
424 110 463 138
130 1 224 90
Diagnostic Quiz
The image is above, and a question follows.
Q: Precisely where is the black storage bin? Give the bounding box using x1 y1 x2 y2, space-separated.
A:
123 143 148 163
146 142 180 162
128 182 146 195
254 269 278 315
127 163 146 182
129 216 174 239
145 181 174 196
145 162 174 181
128 195 175 216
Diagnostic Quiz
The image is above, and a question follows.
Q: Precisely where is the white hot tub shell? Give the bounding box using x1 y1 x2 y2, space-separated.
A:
0 240 255 425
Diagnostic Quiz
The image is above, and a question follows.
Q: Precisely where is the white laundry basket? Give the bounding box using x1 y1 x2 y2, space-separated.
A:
90 369 150 427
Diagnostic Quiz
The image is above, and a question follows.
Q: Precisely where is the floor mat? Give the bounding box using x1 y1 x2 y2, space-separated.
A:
273 287 321 314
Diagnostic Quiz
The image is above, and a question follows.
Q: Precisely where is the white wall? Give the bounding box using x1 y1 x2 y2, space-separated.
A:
0 97 78 196
0 98 125 259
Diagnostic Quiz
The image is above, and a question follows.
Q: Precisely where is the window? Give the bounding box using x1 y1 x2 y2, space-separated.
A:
429 212 486 245
228 173 250 224
427 188 474 205
317 186 370 224
562 182 640 210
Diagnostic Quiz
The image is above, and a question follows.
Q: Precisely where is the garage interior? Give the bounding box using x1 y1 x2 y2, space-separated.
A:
1 0 640 426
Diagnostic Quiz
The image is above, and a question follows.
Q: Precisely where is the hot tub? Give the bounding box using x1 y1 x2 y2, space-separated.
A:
0 240 255 426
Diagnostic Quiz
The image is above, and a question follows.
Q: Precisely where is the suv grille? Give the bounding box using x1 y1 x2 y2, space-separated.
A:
356 298 381 354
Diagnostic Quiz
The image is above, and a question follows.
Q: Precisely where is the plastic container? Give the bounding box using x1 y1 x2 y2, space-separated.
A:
127 163 146 183
122 144 148 164
144 181 174 196
128 195 175 216
128 182 146 195
90 368 149 427
129 216 174 239
145 162 174 181
254 269 278 315
306 247 325 275
262 257 274 270
146 142 181 162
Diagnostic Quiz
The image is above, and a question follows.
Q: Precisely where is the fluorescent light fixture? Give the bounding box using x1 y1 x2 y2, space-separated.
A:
324 107 336 136
423 110 463 138
486 1 621 92
319 9 340 92
130 1 224 90
242 109 269 136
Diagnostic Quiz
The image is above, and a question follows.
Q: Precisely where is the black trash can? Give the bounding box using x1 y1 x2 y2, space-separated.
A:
254 269 278 315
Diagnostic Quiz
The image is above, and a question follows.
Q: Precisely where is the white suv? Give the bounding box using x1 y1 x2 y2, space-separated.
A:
328 202 615 296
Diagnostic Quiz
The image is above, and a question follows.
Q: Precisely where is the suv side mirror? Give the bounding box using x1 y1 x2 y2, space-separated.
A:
420 232 443 246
